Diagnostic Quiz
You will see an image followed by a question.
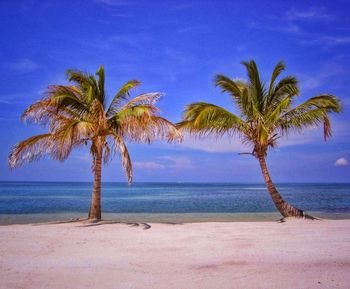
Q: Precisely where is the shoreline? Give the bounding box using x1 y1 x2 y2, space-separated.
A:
1 211 350 225
1 219 349 289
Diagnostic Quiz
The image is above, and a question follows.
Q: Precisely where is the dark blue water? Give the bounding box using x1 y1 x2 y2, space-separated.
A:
0 182 349 215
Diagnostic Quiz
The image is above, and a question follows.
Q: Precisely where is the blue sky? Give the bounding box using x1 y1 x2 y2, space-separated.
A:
0 0 349 183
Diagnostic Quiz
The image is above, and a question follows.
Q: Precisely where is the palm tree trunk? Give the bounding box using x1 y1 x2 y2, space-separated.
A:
257 153 304 218
88 147 102 220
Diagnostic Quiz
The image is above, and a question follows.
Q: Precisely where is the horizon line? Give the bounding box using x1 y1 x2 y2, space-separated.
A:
1 180 350 185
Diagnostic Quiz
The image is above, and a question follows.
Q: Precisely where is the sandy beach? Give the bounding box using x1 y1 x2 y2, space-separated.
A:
0 219 349 289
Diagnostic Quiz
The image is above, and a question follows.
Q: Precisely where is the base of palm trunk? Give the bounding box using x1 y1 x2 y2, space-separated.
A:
280 202 304 217
86 217 102 223
88 214 101 220
88 206 101 220
279 202 317 220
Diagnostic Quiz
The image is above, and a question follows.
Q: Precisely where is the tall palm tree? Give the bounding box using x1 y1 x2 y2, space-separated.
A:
9 66 181 220
178 60 341 218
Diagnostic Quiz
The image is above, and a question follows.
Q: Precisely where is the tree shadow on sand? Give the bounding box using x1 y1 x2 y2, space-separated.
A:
32 218 184 230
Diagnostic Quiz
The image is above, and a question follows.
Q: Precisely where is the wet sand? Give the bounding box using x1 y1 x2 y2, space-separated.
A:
1 211 349 225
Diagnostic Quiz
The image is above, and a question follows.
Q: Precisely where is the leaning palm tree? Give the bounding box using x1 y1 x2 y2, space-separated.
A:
9 65 181 220
178 60 341 218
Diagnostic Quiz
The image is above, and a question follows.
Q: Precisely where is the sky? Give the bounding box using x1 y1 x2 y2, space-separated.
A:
0 0 349 183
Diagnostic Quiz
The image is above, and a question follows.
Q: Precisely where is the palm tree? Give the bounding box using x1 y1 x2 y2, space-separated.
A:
9 66 181 220
178 60 341 218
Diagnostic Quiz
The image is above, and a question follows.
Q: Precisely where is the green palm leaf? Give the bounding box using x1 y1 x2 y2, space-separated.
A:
106 80 141 117
178 102 247 137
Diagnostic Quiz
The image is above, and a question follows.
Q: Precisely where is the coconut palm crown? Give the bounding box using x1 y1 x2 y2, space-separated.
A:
178 60 341 218
9 65 181 220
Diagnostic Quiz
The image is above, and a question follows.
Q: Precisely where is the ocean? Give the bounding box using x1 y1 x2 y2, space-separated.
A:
0 182 349 224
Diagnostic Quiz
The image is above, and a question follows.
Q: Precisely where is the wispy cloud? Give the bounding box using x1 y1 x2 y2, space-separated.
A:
78 33 151 54
176 25 208 34
134 161 165 169
0 97 14 104
134 156 194 170
95 0 132 6
299 35 350 46
0 116 20 122
74 155 91 162
149 47 198 82
10 59 39 73
286 7 333 21
334 158 349 167
158 156 195 169
0 94 30 105
299 61 346 90
168 2 199 11
247 21 302 35
177 134 248 153
110 13 129 17
0 98 23 105
248 7 349 48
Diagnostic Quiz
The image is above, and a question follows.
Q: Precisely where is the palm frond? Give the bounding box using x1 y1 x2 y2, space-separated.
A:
95 65 105 106
241 60 266 112
47 85 89 115
118 92 162 112
8 134 53 169
178 102 247 137
106 80 141 117
215 74 257 118
215 74 242 97
148 116 183 143
117 111 181 143
66 69 100 104
115 104 159 122
114 135 132 184
279 94 341 140
280 108 328 134
267 95 292 125
21 97 54 125
282 94 341 117
52 120 93 160
181 60 341 156
268 61 285 97
268 76 299 108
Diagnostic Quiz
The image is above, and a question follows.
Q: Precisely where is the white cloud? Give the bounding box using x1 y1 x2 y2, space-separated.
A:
177 134 248 153
75 155 91 162
334 158 349 167
134 156 194 170
134 161 165 169
158 156 194 169
10 59 39 73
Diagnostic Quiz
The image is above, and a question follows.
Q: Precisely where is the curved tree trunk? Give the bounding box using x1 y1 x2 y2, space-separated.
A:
257 153 305 218
88 146 102 220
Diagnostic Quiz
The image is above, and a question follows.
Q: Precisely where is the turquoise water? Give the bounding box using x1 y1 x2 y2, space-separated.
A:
0 182 349 223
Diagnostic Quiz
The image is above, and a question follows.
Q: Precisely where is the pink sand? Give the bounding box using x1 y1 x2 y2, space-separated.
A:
1 219 349 289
